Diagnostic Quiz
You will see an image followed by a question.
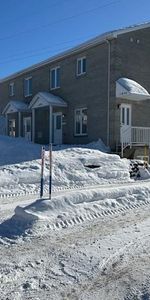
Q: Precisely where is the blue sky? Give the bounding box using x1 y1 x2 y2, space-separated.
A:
0 0 150 78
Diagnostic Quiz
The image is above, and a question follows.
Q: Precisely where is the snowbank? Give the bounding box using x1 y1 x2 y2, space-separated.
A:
0 136 131 195
0 135 41 166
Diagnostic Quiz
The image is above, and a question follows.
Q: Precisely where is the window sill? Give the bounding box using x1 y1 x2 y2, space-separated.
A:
24 94 32 98
74 134 88 137
76 72 86 78
50 86 60 91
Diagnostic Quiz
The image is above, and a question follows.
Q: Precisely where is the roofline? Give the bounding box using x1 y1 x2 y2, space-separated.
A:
1 22 150 83
0 34 115 83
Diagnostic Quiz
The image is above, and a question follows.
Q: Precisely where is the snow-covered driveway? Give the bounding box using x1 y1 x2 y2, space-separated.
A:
0 136 150 299
0 195 150 300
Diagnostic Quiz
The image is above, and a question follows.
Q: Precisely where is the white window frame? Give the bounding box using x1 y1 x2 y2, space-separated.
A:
9 82 15 96
50 66 60 90
76 57 86 76
24 76 32 97
74 107 88 136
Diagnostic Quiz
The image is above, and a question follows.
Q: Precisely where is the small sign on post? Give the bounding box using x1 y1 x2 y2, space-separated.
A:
49 143 52 200
40 146 45 198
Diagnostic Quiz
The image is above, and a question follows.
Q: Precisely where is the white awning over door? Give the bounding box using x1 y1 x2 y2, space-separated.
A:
116 78 150 101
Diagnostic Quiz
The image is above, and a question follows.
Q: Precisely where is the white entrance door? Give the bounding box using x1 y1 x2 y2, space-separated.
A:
53 112 62 144
120 104 131 144
23 117 31 141
9 119 16 137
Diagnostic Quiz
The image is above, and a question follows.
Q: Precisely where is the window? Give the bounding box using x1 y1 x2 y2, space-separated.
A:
126 108 130 125
24 77 32 97
122 107 125 124
9 82 15 96
50 67 60 89
56 115 62 130
74 108 87 136
77 57 86 76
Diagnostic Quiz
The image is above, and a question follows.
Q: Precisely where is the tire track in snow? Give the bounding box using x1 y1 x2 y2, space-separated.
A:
1 180 150 236
49 197 150 232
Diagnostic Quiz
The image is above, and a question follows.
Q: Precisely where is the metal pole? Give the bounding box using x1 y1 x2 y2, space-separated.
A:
105 39 111 147
40 146 45 198
49 143 52 200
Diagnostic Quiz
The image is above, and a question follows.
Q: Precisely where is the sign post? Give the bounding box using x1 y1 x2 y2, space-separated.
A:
40 146 45 198
49 143 52 200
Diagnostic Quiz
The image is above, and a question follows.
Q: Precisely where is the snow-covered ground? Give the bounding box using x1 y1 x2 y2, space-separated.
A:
0 136 150 299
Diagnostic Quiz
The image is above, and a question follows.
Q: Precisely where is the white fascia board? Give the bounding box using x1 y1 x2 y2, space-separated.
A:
30 96 48 109
3 103 18 114
118 93 150 101
29 93 67 109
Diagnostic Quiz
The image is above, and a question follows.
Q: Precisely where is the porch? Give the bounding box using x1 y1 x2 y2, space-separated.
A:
116 77 150 159
121 126 150 159
2 92 67 145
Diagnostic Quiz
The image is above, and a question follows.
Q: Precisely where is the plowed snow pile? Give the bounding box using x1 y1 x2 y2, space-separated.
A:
0 135 131 195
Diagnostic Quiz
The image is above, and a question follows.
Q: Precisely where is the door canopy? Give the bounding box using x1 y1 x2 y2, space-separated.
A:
29 92 67 109
116 78 150 101
2 100 28 114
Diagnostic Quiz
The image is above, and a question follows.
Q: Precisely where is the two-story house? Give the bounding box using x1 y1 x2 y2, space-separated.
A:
1 22 150 158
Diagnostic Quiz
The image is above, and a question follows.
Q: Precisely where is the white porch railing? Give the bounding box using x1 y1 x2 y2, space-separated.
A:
121 126 150 157
131 127 150 145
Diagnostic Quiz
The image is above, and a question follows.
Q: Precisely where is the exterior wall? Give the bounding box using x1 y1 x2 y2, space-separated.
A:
109 27 150 150
0 42 109 146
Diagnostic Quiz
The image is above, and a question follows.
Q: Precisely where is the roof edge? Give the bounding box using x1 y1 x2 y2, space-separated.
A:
0 33 114 83
1 22 150 83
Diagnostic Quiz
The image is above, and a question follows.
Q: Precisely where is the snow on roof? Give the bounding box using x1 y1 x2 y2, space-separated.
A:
2 100 28 114
116 78 150 101
1 22 150 83
118 78 149 95
29 92 67 109
10 100 28 110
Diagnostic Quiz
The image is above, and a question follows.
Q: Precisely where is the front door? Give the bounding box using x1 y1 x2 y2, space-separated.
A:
23 117 31 141
120 104 131 144
53 112 62 144
9 119 16 137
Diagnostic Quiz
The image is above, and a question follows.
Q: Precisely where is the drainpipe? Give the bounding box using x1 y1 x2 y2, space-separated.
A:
105 39 111 147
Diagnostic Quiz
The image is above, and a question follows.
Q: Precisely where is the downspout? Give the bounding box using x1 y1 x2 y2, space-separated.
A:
105 39 111 147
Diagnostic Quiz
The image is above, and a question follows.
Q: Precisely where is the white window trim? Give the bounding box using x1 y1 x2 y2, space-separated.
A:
120 103 132 126
50 66 60 90
24 76 32 97
74 107 88 136
76 57 86 76
9 82 15 96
